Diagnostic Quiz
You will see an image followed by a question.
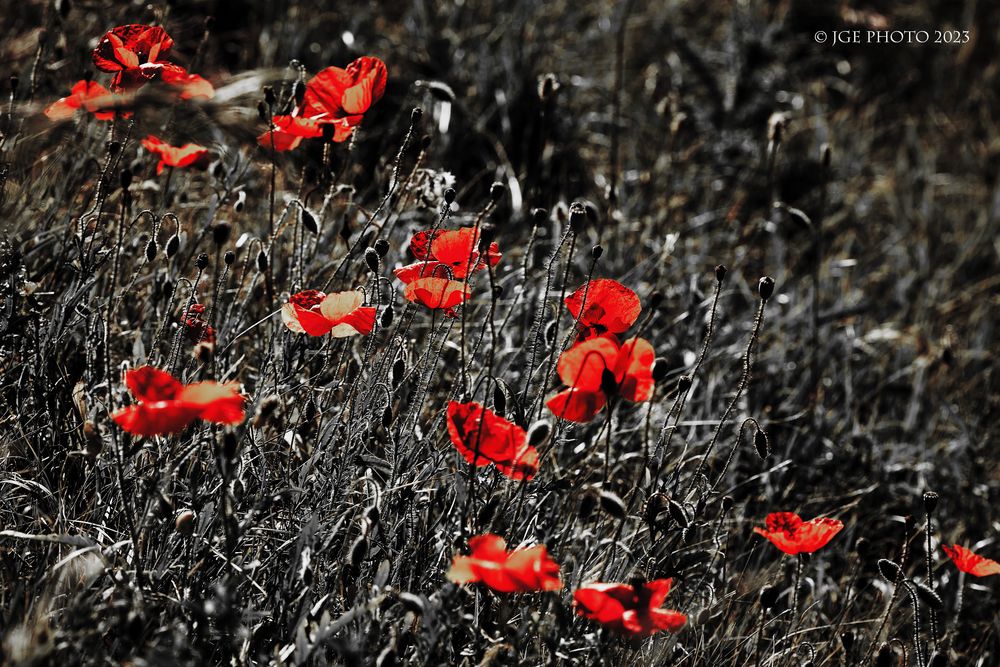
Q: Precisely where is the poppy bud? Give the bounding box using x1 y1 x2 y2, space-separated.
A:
877 558 902 581
381 405 393 429
722 496 734 512
224 250 235 266
380 307 394 328
257 101 268 122
874 643 894 667
263 86 275 106
256 250 268 273
166 234 180 258
591 245 603 260
599 490 627 521
374 238 389 257
145 239 157 262
758 276 775 302
527 420 551 448
444 187 456 205
651 358 669 382
479 223 496 248
391 357 405 388
489 182 505 204
531 207 548 224
175 509 196 535
568 203 586 232
364 248 380 273
753 429 770 459
668 498 689 528
913 582 943 610
600 368 618 396
578 489 598 520
715 264 727 283
922 491 939 514
759 584 779 610
196 253 209 270
120 168 133 190
649 290 664 310
677 375 692 392
212 223 231 246
492 379 507 415
410 107 423 125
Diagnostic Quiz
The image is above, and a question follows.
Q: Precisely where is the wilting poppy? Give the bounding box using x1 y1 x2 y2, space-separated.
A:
91 24 213 98
447 533 562 593
43 80 123 121
403 277 472 315
182 303 215 343
942 544 1000 577
280 289 376 337
446 401 538 480
258 56 387 151
394 227 502 284
753 512 844 555
574 579 687 637
565 279 641 341
141 135 211 175
111 366 245 436
546 336 655 423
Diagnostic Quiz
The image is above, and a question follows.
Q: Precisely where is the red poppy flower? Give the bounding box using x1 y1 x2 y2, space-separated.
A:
182 303 215 344
280 289 376 337
565 279 641 341
111 366 245 436
574 579 687 637
546 336 655 423
753 512 844 555
257 56 387 151
403 277 472 315
91 24 213 99
394 227 502 284
43 80 123 121
141 135 211 175
446 401 539 480
942 544 1000 577
447 533 562 593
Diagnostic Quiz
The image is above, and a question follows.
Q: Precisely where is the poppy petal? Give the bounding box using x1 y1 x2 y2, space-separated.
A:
555 337 618 391
126 366 182 402
614 337 655 402
545 389 606 423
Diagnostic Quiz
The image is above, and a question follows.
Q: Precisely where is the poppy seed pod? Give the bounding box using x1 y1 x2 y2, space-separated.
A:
923 491 939 514
145 239 157 262
753 429 770 459
166 234 180 258
715 264 727 283
527 420 551 448
410 107 423 125
444 188 456 205
758 276 775 302
651 358 669 382
479 223 496 248
531 207 548 224
301 208 319 234
212 222 231 246
677 375 692 392
364 248 380 272
490 182 504 203
374 238 389 257
196 253 209 270
224 250 235 266
568 203 586 232
591 245 603 260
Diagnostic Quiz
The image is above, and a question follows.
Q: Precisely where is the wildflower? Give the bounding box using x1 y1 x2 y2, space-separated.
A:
280 289 376 337
565 279 641 341
141 135 210 175
111 366 244 436
753 512 844 555
447 533 561 593
546 336 655 423
182 303 215 343
91 24 213 98
258 56 387 150
394 227 501 283
942 544 1000 577
43 80 123 121
574 579 687 637
447 400 538 480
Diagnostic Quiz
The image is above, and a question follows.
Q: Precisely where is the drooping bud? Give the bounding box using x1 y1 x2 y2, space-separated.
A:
301 208 319 234
166 234 180 258
145 239 157 262
364 248 380 272
753 429 770 459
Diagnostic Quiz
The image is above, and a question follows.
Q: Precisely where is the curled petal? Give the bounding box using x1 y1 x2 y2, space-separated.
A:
404 277 471 311
545 389 606 423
